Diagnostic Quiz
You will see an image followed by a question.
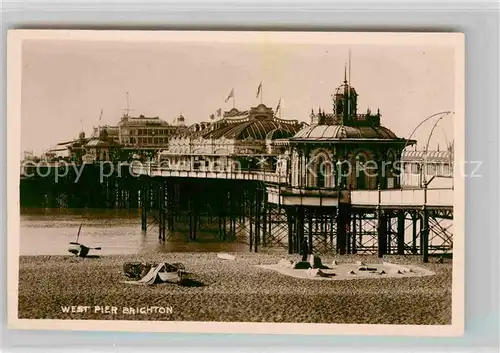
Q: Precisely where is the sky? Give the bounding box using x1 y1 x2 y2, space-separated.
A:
21 33 456 155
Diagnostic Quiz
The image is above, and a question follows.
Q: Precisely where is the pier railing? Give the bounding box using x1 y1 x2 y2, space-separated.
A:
350 188 453 208
132 164 454 208
132 165 289 184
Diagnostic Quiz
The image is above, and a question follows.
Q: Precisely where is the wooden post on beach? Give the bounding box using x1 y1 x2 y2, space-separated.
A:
286 207 295 254
141 180 148 231
261 192 267 247
307 211 313 255
386 215 392 255
351 212 357 254
411 212 418 254
188 191 193 240
336 205 348 255
249 190 254 251
421 207 429 263
377 208 387 258
254 188 261 252
397 210 405 255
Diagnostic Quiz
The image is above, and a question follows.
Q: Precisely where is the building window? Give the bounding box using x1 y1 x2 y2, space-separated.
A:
316 156 326 188
356 154 367 189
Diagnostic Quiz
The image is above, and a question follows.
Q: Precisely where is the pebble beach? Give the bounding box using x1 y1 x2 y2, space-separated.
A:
18 253 452 325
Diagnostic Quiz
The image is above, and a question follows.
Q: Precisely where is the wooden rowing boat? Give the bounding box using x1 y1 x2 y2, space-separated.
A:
68 223 101 257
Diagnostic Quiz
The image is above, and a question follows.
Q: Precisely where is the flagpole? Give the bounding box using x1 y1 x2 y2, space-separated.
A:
232 94 235 109
261 83 263 104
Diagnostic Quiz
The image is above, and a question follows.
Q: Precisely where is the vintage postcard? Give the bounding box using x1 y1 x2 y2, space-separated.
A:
7 30 464 336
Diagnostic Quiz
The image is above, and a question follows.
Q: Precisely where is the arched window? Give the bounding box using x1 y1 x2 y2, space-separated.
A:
386 151 396 188
316 156 326 187
355 153 367 189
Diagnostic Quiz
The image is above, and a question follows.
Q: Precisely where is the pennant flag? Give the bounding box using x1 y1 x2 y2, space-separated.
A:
225 88 234 103
216 108 222 117
256 81 262 98
275 98 281 114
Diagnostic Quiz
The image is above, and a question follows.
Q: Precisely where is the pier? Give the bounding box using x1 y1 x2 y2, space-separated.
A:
20 73 454 263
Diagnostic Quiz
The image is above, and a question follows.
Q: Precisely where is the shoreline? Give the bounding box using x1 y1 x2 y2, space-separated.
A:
18 253 452 325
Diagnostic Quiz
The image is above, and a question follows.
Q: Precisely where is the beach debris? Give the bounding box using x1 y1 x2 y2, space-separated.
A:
306 268 336 278
396 266 412 274
348 270 356 275
358 266 378 271
318 269 336 278
122 262 187 285
123 262 154 279
379 270 387 275
217 253 235 261
331 259 338 266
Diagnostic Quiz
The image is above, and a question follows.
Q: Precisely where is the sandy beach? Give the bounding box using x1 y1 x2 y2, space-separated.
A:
18 253 452 325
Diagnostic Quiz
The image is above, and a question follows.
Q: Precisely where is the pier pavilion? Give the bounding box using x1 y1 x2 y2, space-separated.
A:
157 104 303 173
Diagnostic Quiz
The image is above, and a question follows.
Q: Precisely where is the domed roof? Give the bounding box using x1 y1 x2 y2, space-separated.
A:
265 127 296 140
205 118 300 140
292 124 399 141
335 83 357 96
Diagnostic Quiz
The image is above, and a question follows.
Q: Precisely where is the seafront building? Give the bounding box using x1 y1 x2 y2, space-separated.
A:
56 113 188 163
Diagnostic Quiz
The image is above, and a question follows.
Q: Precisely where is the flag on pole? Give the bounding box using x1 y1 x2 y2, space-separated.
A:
216 108 222 117
256 82 262 98
225 88 234 103
275 98 281 114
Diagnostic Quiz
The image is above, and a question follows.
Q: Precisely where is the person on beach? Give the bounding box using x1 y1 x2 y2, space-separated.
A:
301 237 309 262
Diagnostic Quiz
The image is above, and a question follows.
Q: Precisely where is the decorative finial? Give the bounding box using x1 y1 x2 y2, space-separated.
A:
344 64 347 84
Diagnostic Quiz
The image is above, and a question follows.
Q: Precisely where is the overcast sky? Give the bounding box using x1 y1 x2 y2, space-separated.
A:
21 33 456 155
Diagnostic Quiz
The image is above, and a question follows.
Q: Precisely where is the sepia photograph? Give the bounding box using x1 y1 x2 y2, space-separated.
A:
7 30 464 335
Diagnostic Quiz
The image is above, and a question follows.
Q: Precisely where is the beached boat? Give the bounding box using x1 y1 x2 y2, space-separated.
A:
68 223 101 257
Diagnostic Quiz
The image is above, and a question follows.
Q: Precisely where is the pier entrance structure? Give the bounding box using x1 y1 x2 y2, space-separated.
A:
135 74 454 262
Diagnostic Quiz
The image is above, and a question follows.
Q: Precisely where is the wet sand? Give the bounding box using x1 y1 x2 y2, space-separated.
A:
18 253 452 325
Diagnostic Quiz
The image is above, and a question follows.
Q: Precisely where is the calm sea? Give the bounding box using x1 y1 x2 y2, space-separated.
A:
20 208 249 256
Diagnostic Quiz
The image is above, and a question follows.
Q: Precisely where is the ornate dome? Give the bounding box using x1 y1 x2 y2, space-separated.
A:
265 127 296 140
292 124 399 141
335 83 357 97
205 118 300 140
